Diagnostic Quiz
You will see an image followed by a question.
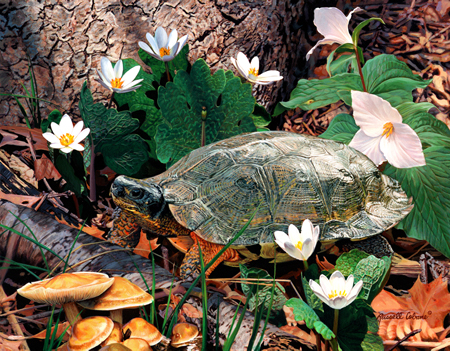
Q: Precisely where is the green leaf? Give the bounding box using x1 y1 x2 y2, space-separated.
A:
352 18 385 46
55 155 85 196
41 110 62 133
79 81 149 175
156 59 256 167
361 332 384 351
353 255 391 303
83 136 91 169
362 54 431 95
286 298 335 340
250 103 272 130
138 44 189 84
319 113 359 144
239 265 287 312
280 74 363 111
384 145 450 258
328 54 356 77
332 249 370 276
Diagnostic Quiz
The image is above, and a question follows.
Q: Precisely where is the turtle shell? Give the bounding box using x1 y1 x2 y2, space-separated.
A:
148 131 412 247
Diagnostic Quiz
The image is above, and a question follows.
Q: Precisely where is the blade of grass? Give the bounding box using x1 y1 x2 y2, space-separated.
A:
0 93 57 105
246 285 266 351
161 276 176 331
28 54 41 126
164 204 261 337
62 221 85 273
0 258 47 280
43 306 56 351
198 244 208 350
223 298 249 351
226 301 242 340
13 96 31 129
0 223 66 263
19 82 33 114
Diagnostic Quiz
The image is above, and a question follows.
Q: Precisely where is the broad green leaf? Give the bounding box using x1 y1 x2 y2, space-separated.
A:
353 255 391 303
352 18 385 46
328 53 356 77
156 59 256 167
280 74 363 110
79 81 149 176
83 136 91 169
286 298 335 340
362 54 431 94
55 155 85 197
250 103 272 130
361 332 384 351
303 264 324 311
402 111 450 139
138 44 189 84
397 101 436 118
319 113 359 144
239 265 287 312
384 145 450 258
41 109 62 133
113 58 161 159
332 249 370 276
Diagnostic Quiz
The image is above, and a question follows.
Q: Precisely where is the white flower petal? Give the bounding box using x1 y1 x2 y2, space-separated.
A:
313 7 353 45
101 57 115 81
346 7 362 21
300 219 314 241
309 280 330 303
349 130 386 166
121 66 141 86
97 69 111 87
329 271 346 292
114 59 123 78
380 123 426 168
42 132 59 144
319 274 333 297
236 52 251 76
330 296 349 310
169 42 180 58
346 280 363 304
50 121 63 138
345 275 354 295
257 70 283 80
121 78 143 90
49 143 65 149
306 38 339 60
155 27 168 48
176 34 189 55
70 142 85 151
72 120 84 138
59 115 74 136
301 238 315 259
162 54 175 62
288 224 302 246
73 128 90 145
147 33 160 54
167 29 178 49
283 241 307 261
250 56 259 72
312 225 320 245
60 147 74 153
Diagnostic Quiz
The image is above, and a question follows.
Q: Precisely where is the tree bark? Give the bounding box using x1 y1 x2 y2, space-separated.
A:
0 0 309 126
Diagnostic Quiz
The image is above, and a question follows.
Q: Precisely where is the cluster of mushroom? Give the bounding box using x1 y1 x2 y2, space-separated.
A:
17 272 200 350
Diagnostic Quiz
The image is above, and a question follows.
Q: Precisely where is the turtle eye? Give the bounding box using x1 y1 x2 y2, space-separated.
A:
129 188 143 199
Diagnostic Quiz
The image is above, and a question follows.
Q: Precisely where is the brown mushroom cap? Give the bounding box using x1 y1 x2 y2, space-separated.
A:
99 344 131 351
122 338 152 351
17 272 114 305
171 323 199 346
68 316 114 351
78 277 153 311
122 318 162 346
101 322 123 346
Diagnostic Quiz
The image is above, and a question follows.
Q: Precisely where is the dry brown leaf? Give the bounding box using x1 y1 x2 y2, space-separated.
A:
34 154 61 181
0 126 48 151
0 191 42 209
279 325 318 345
8 154 38 188
0 338 22 351
0 131 28 149
283 305 296 326
31 321 71 341
372 276 450 341
316 255 335 271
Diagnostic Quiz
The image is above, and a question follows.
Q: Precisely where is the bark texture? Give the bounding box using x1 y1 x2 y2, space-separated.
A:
0 0 310 126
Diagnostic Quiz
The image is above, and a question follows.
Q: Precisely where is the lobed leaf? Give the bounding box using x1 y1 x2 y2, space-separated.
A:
319 113 359 144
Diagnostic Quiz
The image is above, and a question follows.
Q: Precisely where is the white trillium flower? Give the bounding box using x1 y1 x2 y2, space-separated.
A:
96 57 143 93
306 7 362 60
349 91 426 168
309 271 363 310
274 220 320 261
230 52 283 85
42 114 90 154
138 27 188 62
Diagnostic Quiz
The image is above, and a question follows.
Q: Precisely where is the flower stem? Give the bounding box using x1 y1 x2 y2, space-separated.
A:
303 260 309 272
330 309 340 351
89 135 96 203
108 92 115 109
353 45 367 92
165 62 171 82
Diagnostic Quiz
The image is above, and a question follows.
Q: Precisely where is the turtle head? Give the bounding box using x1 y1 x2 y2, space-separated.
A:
111 175 165 220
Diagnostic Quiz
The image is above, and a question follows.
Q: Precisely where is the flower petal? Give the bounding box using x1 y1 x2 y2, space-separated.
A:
380 123 426 168
155 27 168 48
329 271 346 292
117 85 142 93
346 280 363 305
306 38 339 60
349 130 386 166
319 274 333 297
114 59 123 78
73 128 90 145
312 225 320 246
345 275 354 296
278 240 306 261
352 91 402 137
250 56 259 72
60 147 73 153
72 120 84 138
50 121 63 138
42 132 60 144
167 29 178 49
97 69 111 88
330 296 349 310
70 142 85 151
313 7 353 45
121 78 144 90
101 57 115 81
176 34 189 55
162 54 175 62
121 66 141 86
346 7 362 21
288 224 302 246
300 238 315 259
309 280 331 304
236 52 251 77
300 219 314 241
49 143 65 149
257 70 283 80
169 42 180 58
59 115 74 136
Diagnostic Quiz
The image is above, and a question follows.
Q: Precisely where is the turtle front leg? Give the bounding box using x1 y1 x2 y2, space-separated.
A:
104 208 142 248
180 233 239 280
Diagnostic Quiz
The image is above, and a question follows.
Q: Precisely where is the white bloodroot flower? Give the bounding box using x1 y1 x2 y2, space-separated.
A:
274 220 320 261
230 52 283 85
42 114 90 154
309 271 363 310
138 27 188 62
306 7 362 60
96 57 143 93
349 91 426 168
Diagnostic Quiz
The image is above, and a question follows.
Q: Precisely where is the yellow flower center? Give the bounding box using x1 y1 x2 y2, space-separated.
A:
111 77 123 89
248 67 259 77
159 47 171 57
295 240 303 251
59 133 74 147
328 290 347 299
382 122 394 138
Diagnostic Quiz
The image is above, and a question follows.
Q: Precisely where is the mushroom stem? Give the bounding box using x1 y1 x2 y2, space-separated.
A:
63 302 82 326
109 310 123 324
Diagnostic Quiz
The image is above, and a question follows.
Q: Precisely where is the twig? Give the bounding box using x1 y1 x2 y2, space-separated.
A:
385 329 422 351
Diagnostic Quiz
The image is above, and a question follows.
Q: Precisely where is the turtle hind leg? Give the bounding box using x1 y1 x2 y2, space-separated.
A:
180 233 239 280
342 235 394 258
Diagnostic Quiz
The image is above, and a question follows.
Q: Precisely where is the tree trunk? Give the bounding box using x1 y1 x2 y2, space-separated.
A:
0 0 310 126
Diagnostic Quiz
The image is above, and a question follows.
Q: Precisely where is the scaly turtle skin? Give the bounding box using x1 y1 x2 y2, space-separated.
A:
108 131 412 279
